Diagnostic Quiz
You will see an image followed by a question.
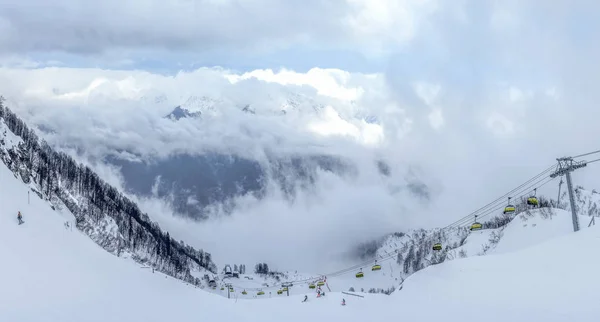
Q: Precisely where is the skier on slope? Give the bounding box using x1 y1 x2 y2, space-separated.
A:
341 299 346 306
303 295 308 302
17 211 23 225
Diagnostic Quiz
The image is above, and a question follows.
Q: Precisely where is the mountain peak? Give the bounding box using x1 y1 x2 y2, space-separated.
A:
165 106 201 121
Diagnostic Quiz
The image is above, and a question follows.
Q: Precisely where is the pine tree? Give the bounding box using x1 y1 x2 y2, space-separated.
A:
404 245 414 274
413 247 423 272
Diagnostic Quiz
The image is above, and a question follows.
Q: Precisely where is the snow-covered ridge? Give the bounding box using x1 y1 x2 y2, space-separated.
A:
350 191 600 294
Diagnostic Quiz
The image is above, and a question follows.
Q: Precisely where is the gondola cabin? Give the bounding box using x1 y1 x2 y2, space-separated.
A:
317 281 324 286
371 264 381 271
503 205 516 214
309 283 316 289
356 271 364 278
277 290 283 295
527 188 539 206
282 287 288 291
432 243 442 251
527 196 538 206
242 290 247 295
257 291 265 295
470 222 483 231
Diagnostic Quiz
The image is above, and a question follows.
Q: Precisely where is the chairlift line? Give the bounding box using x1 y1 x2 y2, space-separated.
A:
442 164 556 229
445 173 556 230
447 176 556 230
571 149 600 159
225 163 580 293
585 157 600 164
459 176 557 229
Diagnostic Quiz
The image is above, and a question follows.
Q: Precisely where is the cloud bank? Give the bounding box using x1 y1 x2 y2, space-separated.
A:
3 62 598 271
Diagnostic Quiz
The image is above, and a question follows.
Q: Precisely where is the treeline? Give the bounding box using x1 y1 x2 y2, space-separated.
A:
348 286 397 295
254 262 270 274
0 101 217 285
233 264 247 274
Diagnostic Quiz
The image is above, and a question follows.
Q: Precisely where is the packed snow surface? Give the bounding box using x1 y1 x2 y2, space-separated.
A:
1 155 599 321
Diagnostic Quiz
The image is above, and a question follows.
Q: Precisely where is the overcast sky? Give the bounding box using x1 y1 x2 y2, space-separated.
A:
1 0 600 271
0 0 437 72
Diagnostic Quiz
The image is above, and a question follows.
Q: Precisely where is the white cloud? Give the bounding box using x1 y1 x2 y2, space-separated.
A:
413 81 441 106
343 0 439 56
485 111 514 138
507 86 534 103
545 87 559 100
226 68 367 101
427 108 444 130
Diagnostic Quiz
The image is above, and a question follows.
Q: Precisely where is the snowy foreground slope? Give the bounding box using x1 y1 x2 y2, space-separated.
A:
2 138 600 322
396 217 599 321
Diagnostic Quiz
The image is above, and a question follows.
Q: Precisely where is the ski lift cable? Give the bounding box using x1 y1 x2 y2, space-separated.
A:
571 149 600 159
442 165 556 229
452 176 556 227
469 176 555 224
584 157 600 164
444 175 556 230
441 164 556 229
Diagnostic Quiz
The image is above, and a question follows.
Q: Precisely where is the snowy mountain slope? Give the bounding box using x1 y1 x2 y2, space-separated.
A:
333 204 596 297
449 228 498 257
394 220 600 321
490 208 590 254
